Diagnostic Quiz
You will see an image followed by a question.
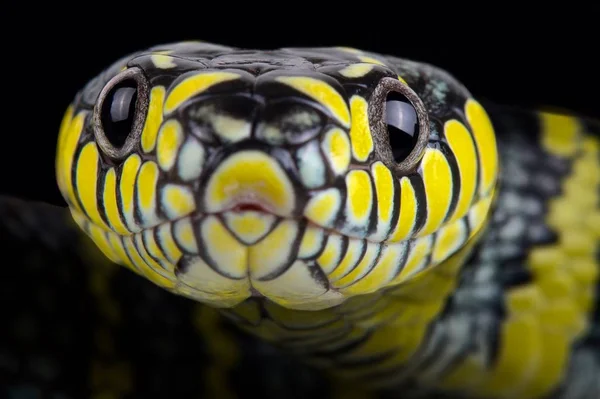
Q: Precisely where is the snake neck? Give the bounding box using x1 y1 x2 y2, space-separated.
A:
217 225 485 394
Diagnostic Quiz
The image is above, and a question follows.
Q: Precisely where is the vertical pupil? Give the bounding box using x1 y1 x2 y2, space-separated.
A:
385 91 419 163
101 79 138 148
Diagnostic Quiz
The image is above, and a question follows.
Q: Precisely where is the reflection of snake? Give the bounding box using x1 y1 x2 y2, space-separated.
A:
3 41 599 398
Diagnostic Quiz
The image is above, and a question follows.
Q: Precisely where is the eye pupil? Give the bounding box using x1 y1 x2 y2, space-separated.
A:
100 79 138 148
385 91 419 163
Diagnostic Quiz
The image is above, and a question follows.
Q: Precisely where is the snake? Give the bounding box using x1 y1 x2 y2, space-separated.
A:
2 40 599 399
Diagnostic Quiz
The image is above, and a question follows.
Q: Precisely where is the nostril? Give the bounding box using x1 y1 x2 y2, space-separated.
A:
233 203 267 212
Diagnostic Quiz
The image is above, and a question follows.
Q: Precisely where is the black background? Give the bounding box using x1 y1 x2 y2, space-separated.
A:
2 8 597 206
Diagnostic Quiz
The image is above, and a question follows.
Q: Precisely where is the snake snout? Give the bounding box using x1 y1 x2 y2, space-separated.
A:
202 149 302 218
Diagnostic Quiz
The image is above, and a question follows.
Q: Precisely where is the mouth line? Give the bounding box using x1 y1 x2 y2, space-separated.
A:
207 207 352 240
230 203 269 212
114 205 389 245
157 208 392 245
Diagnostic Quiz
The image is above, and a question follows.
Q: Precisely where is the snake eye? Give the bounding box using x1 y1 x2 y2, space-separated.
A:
93 67 149 159
385 91 419 163
101 80 137 147
370 77 429 174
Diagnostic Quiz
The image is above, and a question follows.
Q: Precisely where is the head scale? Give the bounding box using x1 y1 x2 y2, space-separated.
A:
56 41 498 310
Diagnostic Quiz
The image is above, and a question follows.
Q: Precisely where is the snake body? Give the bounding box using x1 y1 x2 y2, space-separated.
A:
2 41 599 399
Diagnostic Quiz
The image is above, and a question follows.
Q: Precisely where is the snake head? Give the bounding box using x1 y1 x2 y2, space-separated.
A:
56 41 498 310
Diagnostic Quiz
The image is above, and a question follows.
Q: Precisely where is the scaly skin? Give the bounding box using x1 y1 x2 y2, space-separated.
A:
2 41 599 399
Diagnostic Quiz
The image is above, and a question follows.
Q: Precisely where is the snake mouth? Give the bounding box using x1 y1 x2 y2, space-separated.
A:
75 186 493 311
138 207 349 310
206 205 360 247
232 203 269 212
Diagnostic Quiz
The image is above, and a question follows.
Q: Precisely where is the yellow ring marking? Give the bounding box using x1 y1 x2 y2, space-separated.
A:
506 286 544 315
539 112 580 157
388 177 418 242
102 168 130 235
512 332 570 399
119 155 142 232
571 259 598 292
338 63 375 78
205 151 295 215
538 301 585 336
586 212 600 238
537 271 574 299
441 315 541 396
445 130 599 399
561 228 595 257
157 119 184 171
466 99 498 197
417 148 453 237
57 109 84 210
141 86 166 153
512 133 598 399
275 76 350 128
164 71 241 114
349 95 374 162
445 120 478 223
528 250 564 277
76 142 110 231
